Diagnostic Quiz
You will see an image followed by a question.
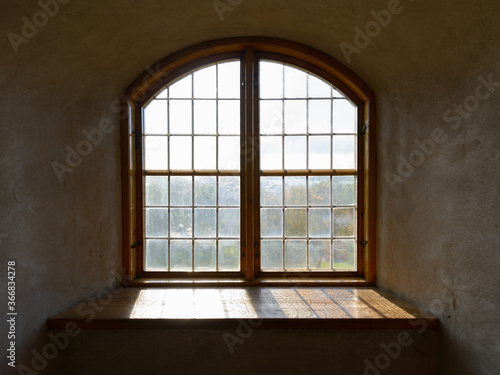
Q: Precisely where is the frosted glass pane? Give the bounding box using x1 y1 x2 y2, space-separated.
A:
218 208 239 237
218 136 240 170
194 208 216 237
309 136 331 169
284 177 306 206
308 176 330 206
260 100 282 135
194 176 216 206
170 208 192 237
218 100 240 135
309 208 331 237
285 240 307 269
260 62 283 99
219 177 240 206
145 176 169 206
170 176 192 206
284 100 306 134
284 65 307 98
219 240 240 271
333 239 356 269
308 100 331 134
194 240 216 270
169 75 191 98
333 100 356 133
169 100 192 134
333 135 356 170
285 208 307 237
194 136 216 170
145 240 168 270
284 136 306 169
332 176 355 206
260 136 282 170
260 177 283 206
333 207 355 237
308 75 331 98
144 100 168 134
218 61 240 99
261 240 283 270
170 136 192 170
144 136 168 170
194 100 216 134
170 240 192 270
194 65 216 98
309 240 331 270
261 208 283 237
145 208 169 237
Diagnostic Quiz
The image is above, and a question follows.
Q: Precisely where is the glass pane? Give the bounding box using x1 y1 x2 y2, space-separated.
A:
170 176 192 206
284 65 307 98
285 208 307 237
308 176 330 206
144 100 168 134
156 87 168 99
194 65 216 98
333 239 356 270
309 208 331 237
145 208 169 237
194 208 216 237
333 135 356 170
194 136 216 170
218 100 240 135
218 61 240 99
170 208 192 238
309 100 331 134
285 240 307 269
170 136 192 170
194 176 216 206
333 99 356 133
260 100 282 135
218 136 240 170
260 136 282 170
194 240 216 270
332 176 355 206
169 100 192 134
308 75 331 98
260 177 283 206
260 61 283 99
333 208 355 237
219 177 240 206
145 240 168 270
309 136 331 169
284 177 306 206
219 240 240 271
145 176 168 206
261 208 283 237
144 136 168 170
309 240 331 270
170 240 192 270
169 75 191 98
194 100 216 134
218 208 239 237
261 240 283 270
284 136 306 169
284 100 306 134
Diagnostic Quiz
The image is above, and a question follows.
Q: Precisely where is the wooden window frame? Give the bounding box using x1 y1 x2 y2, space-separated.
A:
121 37 376 285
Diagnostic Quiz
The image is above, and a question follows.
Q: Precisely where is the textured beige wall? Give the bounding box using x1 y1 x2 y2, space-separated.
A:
0 0 498 374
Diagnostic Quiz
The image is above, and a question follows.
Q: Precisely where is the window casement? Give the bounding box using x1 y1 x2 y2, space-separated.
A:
121 37 376 284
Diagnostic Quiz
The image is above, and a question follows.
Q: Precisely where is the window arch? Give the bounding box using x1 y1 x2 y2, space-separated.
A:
121 37 376 284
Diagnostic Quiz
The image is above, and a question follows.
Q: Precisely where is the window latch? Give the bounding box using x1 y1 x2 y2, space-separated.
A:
360 240 368 247
131 241 141 248
360 124 368 135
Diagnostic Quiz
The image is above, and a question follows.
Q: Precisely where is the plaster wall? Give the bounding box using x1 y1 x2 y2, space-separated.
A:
0 1 498 374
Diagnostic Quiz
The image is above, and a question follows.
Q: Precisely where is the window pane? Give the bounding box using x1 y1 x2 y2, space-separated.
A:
194 240 216 270
332 176 356 206
194 176 216 206
309 240 331 270
261 240 283 270
194 208 216 237
284 65 307 98
194 65 216 98
309 136 331 169
219 240 240 271
284 177 306 206
309 100 331 134
156 87 168 99
144 100 168 134
218 61 240 99
284 136 306 169
169 100 192 134
219 177 240 206
308 176 330 206
284 100 306 134
218 100 240 135
260 100 282 135
218 136 240 170
285 208 307 237
308 75 331 98
333 208 355 237
333 239 356 270
170 136 192 170
260 62 283 99
170 208 192 238
333 99 356 133
145 208 169 237
194 100 216 134
170 240 192 270
285 240 307 269
261 208 283 237
145 240 168 270
260 177 283 206
333 135 356 170
194 136 216 170
309 208 331 237
145 176 168 206
170 176 192 206
260 136 283 170
144 136 168 170
169 75 191 98
218 208 239 237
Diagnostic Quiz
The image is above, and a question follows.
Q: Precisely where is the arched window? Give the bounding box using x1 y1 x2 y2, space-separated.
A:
121 38 376 283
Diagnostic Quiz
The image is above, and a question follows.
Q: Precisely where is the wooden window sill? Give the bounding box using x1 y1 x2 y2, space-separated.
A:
48 286 437 331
